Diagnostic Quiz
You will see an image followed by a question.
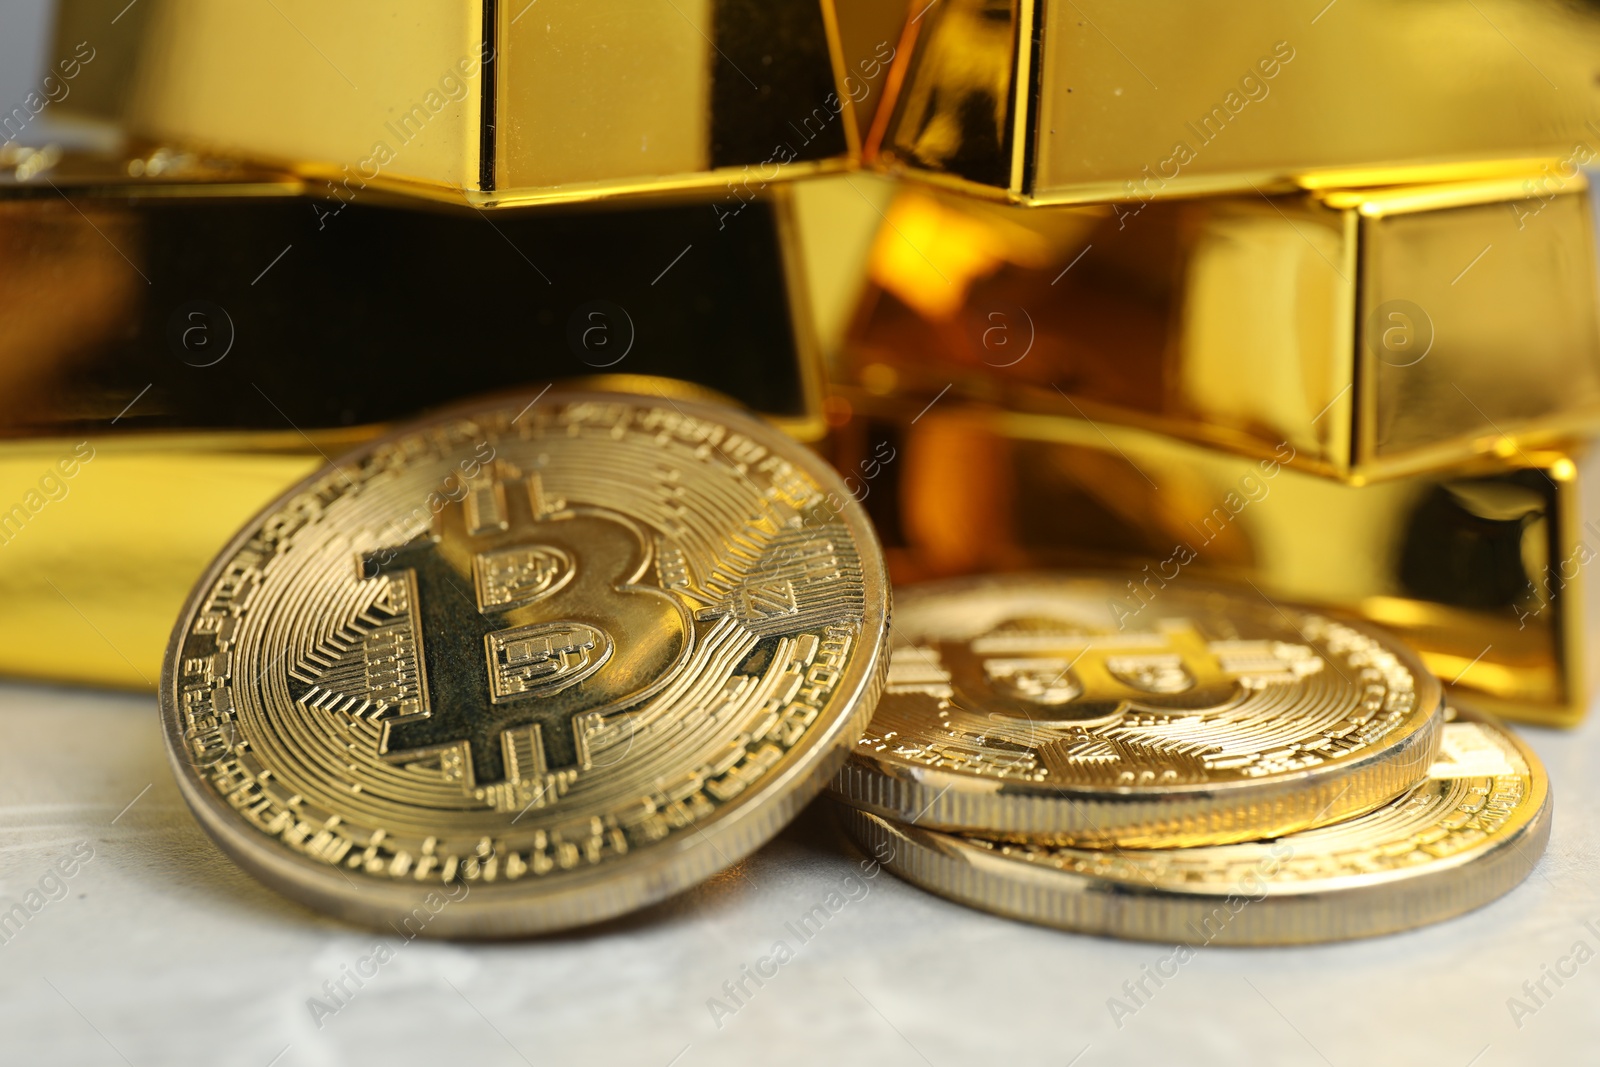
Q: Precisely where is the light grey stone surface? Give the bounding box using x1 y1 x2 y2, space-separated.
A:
0 682 1595 1067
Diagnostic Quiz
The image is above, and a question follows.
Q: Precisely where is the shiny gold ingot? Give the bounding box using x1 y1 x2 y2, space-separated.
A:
845 179 1600 482
0 146 835 693
0 381 735 692
875 0 1600 205
844 711 1550 945
159 390 890 934
55 0 906 208
0 435 325 691
831 572 1442 847
0 148 827 441
830 394 1600 726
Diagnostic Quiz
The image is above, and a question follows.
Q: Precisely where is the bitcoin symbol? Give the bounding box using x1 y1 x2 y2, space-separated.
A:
167 389 889 934
362 465 691 791
939 619 1319 723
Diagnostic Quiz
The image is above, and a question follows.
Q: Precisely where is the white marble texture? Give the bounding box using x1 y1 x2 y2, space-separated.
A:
0 681 1596 1067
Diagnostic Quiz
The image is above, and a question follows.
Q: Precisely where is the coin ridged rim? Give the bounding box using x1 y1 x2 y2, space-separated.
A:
830 572 1445 847
840 714 1551 945
159 389 891 937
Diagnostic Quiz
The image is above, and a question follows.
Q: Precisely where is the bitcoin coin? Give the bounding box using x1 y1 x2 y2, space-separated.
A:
160 389 889 935
843 710 1550 944
831 573 1442 846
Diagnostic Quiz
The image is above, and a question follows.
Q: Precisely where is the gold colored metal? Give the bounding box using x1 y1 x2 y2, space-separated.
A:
0 379 738 692
55 0 905 209
159 389 890 935
875 0 1600 205
0 149 828 444
831 0 910 141
844 710 1551 945
829 393 1600 726
831 572 1443 847
790 171 899 366
0 434 326 690
843 179 1600 482
0 151 838 693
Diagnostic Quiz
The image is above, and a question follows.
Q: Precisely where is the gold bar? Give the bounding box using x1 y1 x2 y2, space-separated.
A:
830 391 1600 726
842 178 1600 483
0 148 826 442
53 0 906 208
0 435 323 690
0 375 755 692
875 0 1600 204
0 148 833 691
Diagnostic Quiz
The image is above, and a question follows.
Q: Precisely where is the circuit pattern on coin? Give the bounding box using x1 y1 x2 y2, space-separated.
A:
162 392 888 934
833 574 1442 845
844 715 1551 944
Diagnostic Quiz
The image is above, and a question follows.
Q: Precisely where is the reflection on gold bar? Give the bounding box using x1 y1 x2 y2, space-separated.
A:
832 0 910 141
0 373 756 693
0 149 825 442
0 436 323 690
0 376 750 692
843 179 1600 483
53 0 906 208
0 148 832 691
830 391 1600 726
875 0 1600 204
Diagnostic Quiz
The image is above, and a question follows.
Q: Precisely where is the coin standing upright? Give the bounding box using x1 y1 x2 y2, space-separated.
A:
160 389 890 935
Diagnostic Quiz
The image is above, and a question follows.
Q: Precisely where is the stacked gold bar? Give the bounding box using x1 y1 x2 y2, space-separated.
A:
814 2 1578 940
828 0 1600 729
1 0 912 688
8 1 1594 722
53 0 904 207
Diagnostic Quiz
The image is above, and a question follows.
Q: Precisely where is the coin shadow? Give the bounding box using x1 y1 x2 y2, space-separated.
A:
108 806 356 934
492 798 862 946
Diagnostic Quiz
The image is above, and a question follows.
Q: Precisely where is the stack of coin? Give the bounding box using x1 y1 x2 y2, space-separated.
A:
829 573 1553 942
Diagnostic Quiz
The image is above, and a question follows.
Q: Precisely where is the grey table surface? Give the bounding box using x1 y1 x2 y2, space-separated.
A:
0 680 1596 1067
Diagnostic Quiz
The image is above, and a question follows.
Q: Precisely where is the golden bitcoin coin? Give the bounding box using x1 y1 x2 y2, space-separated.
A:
843 710 1550 944
160 389 889 935
831 573 1443 846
